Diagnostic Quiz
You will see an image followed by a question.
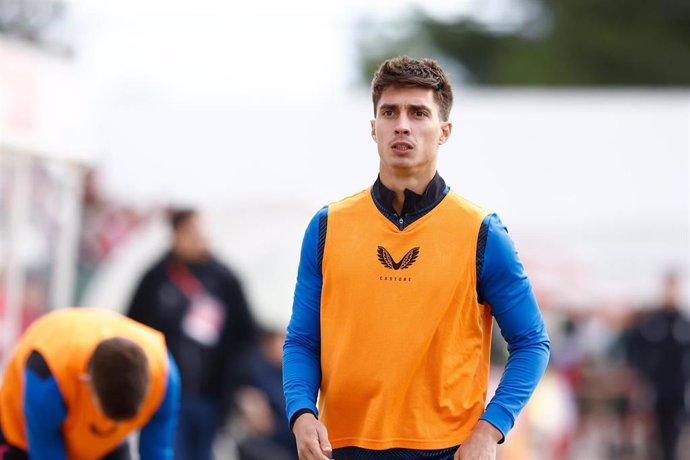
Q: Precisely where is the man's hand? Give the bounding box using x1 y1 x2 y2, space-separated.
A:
454 420 502 460
235 386 275 436
292 412 333 460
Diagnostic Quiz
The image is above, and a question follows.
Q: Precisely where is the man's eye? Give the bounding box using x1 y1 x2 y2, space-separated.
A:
383 110 393 116
416 111 427 117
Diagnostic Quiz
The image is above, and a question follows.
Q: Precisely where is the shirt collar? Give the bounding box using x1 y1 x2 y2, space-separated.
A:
372 172 447 217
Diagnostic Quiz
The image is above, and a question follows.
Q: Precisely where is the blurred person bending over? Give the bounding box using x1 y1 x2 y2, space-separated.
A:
0 307 180 459
626 272 690 460
127 209 258 460
283 56 551 460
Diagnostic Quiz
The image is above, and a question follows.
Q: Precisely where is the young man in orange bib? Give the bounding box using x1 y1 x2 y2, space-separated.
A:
283 56 550 460
0 307 180 459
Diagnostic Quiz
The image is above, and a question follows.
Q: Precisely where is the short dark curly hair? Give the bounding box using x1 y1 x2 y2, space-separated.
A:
89 337 149 420
371 56 453 121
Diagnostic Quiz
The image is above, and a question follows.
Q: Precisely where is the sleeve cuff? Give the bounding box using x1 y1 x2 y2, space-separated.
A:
480 403 512 444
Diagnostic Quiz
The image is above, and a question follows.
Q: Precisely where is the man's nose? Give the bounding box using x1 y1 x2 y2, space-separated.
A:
395 115 411 135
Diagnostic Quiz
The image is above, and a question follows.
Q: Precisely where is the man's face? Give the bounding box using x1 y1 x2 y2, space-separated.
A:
173 214 210 263
371 86 451 177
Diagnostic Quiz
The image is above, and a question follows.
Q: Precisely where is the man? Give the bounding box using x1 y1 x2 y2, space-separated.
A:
283 56 550 460
0 307 180 459
625 272 690 460
127 209 258 460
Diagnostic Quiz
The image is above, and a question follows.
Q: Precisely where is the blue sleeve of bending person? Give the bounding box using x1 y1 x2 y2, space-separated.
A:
477 214 551 442
23 353 68 460
283 206 328 427
139 352 181 460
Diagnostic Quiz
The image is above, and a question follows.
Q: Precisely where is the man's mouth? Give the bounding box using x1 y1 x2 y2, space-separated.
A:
391 142 414 151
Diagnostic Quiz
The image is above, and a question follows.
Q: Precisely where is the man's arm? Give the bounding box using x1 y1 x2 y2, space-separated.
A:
23 351 68 460
138 352 181 460
283 207 333 459
476 214 551 441
283 207 326 424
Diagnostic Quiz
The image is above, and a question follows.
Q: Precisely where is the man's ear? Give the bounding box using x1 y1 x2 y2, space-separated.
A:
371 120 377 142
439 122 452 145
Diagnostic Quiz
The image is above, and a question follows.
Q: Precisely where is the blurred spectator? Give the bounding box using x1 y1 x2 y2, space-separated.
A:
76 169 145 302
19 274 46 329
126 208 258 460
625 272 690 460
551 315 587 392
236 328 297 460
0 274 46 364
0 274 44 333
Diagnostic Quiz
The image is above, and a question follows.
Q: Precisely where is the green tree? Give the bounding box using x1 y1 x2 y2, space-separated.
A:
359 0 690 86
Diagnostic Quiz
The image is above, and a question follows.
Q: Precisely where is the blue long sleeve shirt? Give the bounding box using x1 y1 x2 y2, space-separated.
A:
283 175 550 453
23 351 181 460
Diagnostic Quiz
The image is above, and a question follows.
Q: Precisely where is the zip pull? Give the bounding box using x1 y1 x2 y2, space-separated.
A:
399 217 404 228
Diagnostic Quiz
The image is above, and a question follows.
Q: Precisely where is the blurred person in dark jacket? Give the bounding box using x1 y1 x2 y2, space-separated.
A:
127 209 258 460
626 271 690 460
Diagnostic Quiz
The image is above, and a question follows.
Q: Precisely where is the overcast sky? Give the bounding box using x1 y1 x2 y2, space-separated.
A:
73 1 466 102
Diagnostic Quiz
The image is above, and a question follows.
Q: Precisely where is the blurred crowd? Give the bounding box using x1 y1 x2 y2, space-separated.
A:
504 273 690 460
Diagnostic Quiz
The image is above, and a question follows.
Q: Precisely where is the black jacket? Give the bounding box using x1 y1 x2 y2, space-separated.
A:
127 251 257 414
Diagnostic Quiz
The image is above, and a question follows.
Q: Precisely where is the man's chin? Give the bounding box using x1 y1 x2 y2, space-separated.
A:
383 155 415 166
389 160 419 172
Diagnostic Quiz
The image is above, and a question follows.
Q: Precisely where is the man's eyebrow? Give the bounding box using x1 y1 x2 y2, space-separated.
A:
378 103 399 112
408 104 432 112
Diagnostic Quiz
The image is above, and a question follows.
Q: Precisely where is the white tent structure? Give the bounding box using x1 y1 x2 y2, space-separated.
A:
0 38 97 365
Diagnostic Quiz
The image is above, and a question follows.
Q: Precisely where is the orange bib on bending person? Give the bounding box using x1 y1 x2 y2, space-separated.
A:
0 307 169 459
319 188 492 450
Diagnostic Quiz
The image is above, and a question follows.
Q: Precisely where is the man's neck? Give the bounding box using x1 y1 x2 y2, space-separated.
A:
379 170 436 215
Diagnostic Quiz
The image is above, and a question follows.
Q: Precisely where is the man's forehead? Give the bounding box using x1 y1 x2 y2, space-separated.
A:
377 86 437 108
